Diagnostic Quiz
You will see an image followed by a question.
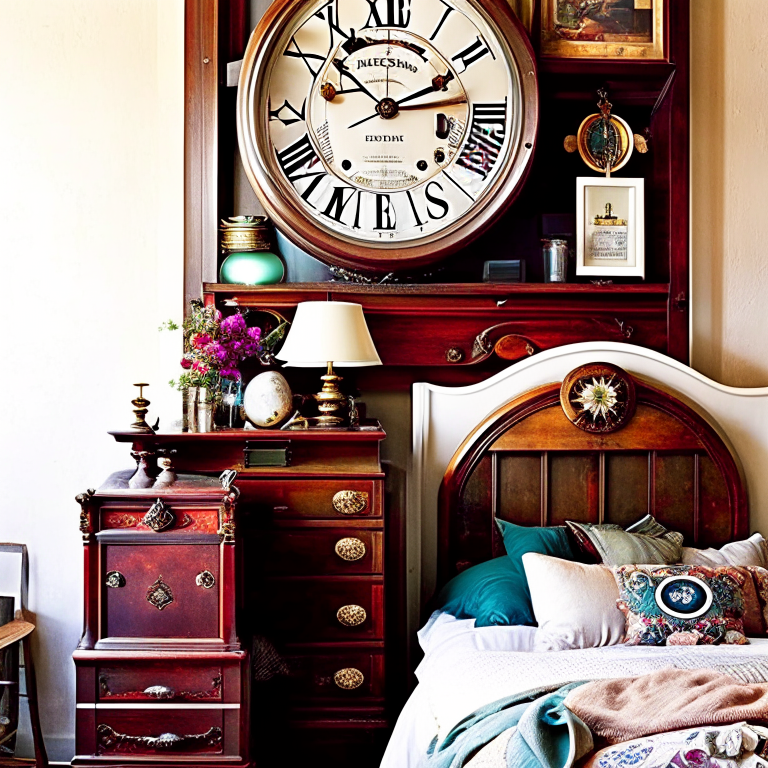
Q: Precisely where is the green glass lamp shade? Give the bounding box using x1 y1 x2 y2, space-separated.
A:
219 251 285 285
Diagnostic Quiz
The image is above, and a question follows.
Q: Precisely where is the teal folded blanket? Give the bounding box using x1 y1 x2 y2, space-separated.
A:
420 682 592 768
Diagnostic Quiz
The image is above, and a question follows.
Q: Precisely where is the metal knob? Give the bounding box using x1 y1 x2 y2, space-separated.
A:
445 347 464 363
337 605 367 627
335 538 366 562
332 490 369 516
334 668 364 690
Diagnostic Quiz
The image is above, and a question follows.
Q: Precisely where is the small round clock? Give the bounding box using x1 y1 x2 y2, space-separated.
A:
237 0 538 272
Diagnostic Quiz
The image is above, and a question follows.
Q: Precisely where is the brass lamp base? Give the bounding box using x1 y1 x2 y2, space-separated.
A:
312 363 347 428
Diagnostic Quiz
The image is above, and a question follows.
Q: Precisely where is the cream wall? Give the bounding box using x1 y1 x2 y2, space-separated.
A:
690 0 768 387
0 0 184 760
0 0 766 762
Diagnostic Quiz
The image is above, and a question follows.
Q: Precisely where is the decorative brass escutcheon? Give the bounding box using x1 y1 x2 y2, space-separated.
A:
195 570 216 589
142 499 175 532
105 571 126 589
334 667 364 690
337 605 367 627
146 576 174 610
334 537 366 562
332 490 369 516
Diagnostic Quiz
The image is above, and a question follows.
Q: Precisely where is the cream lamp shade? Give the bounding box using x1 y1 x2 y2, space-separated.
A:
276 301 382 368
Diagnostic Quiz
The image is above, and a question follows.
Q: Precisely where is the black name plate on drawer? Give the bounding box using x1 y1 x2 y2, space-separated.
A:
244 441 291 468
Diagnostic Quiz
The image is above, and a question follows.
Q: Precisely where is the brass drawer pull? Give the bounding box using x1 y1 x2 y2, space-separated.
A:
335 537 366 562
332 490 369 516
97 723 222 751
337 605 367 627
334 668 364 690
105 571 125 589
195 570 216 589
143 685 175 699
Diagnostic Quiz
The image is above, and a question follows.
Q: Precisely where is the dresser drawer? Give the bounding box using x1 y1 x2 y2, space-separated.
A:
100 542 220 641
242 479 382 520
76 707 243 759
282 648 385 703
255 529 383 576
255 578 384 642
99 502 220 534
74 652 247 705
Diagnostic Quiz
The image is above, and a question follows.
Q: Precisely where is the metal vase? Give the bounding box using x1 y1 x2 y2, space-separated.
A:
197 387 213 433
185 387 199 433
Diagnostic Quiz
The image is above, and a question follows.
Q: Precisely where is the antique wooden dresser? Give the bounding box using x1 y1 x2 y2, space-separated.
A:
73 424 389 767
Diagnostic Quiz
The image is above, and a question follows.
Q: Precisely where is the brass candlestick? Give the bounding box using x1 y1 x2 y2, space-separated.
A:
312 362 348 427
131 383 154 433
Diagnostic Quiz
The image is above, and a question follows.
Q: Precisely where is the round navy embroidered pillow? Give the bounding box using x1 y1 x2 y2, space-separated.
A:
655 576 713 619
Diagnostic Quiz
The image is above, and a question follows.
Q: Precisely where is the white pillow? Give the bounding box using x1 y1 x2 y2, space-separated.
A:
681 533 768 568
522 552 625 651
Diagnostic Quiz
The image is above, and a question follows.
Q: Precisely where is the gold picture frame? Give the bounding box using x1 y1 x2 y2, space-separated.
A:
541 0 665 60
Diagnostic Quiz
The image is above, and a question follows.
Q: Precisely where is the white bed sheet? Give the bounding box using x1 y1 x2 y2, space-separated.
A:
381 612 768 768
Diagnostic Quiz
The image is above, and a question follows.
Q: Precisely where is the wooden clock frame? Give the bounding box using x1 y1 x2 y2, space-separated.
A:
235 0 540 272
184 0 690 386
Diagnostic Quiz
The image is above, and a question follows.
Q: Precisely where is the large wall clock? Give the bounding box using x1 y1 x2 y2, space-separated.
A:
237 0 539 272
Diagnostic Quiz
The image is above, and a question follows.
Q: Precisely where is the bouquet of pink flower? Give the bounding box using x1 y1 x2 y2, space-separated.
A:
166 301 263 391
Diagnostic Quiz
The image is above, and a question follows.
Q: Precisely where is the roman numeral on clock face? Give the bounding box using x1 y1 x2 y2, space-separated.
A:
364 0 412 28
456 101 507 179
276 133 324 182
451 36 492 72
283 38 326 77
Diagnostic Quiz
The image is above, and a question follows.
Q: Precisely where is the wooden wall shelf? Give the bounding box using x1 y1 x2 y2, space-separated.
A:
186 0 690 383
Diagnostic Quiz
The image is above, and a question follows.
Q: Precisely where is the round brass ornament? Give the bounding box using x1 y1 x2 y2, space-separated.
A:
333 667 364 690
560 363 636 434
336 604 367 627
576 113 634 174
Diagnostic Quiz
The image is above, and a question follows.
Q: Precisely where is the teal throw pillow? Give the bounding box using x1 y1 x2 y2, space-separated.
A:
436 556 525 627
495 519 578 625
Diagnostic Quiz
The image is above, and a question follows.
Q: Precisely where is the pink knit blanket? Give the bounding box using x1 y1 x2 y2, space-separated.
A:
565 667 768 744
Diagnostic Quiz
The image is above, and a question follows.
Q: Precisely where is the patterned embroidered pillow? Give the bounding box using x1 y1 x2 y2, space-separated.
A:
612 564 749 645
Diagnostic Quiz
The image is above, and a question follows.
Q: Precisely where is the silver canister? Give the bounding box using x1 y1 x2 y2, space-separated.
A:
542 239 569 283
197 387 213 433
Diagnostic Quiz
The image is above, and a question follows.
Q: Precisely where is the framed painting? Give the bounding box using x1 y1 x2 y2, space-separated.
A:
576 177 644 278
541 0 665 60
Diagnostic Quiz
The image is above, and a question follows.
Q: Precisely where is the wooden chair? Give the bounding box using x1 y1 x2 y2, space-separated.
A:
0 544 47 767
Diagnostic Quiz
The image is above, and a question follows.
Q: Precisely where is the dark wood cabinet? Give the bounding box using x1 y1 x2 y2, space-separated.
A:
82 424 394 767
73 474 250 767
186 0 691 383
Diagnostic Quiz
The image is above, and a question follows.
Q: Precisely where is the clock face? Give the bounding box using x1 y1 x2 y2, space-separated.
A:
238 0 538 271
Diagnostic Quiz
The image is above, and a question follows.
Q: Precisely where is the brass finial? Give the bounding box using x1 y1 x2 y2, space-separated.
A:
131 383 154 433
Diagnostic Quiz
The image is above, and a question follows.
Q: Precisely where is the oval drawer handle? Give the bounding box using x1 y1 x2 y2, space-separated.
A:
97 723 222 750
337 605 367 627
332 490 369 516
335 537 366 562
334 668 364 690
143 685 175 699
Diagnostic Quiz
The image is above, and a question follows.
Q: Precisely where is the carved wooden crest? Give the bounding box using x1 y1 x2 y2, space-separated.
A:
560 363 636 434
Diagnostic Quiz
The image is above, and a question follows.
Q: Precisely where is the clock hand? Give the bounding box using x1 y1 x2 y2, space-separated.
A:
346 71 456 129
398 95 467 111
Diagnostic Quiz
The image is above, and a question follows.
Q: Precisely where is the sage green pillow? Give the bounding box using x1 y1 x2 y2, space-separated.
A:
567 517 683 566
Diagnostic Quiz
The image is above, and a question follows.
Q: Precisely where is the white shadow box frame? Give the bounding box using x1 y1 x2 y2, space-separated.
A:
576 177 645 278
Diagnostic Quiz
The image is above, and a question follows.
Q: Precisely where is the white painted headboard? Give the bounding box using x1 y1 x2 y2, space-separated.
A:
408 342 768 641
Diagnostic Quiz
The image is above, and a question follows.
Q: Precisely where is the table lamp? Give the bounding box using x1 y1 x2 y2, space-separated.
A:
276 301 382 427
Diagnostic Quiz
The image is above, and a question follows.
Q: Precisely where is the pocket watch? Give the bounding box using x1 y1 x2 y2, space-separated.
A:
237 0 538 272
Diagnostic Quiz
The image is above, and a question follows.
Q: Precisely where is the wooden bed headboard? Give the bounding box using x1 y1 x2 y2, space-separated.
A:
437 363 749 584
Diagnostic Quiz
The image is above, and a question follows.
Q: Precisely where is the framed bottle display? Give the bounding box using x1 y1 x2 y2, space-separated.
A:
576 176 644 278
